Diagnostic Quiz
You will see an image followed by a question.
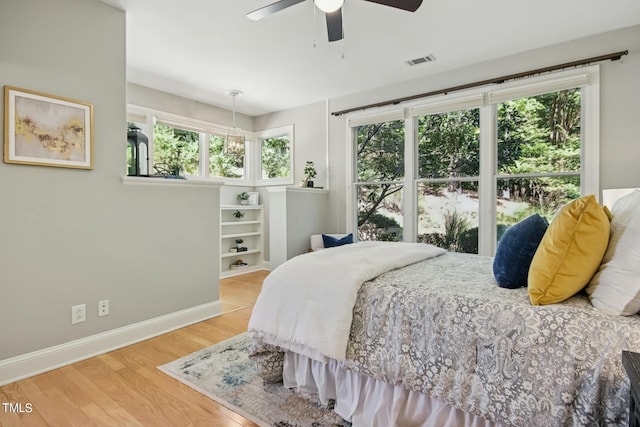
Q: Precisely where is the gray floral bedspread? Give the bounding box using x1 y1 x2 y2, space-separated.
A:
251 252 640 426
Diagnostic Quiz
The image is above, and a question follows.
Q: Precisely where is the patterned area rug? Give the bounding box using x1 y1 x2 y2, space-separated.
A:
158 333 350 427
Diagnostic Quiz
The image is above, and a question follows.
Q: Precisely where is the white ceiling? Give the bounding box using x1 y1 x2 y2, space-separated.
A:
100 0 640 116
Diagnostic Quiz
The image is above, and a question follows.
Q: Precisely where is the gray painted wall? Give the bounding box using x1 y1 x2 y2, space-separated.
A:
127 83 254 132
264 188 330 269
327 25 640 232
254 101 330 261
254 101 329 189
0 0 221 360
285 189 330 258
127 83 256 213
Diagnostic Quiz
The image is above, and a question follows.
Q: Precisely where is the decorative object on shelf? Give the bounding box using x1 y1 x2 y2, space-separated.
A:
224 90 245 156
230 259 248 270
233 210 245 220
4 86 94 169
220 204 263 278
153 162 184 178
237 191 250 205
301 160 317 188
248 192 259 206
127 124 149 176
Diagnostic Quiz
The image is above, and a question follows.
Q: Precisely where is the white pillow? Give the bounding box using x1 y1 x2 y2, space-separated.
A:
310 234 348 251
586 190 640 315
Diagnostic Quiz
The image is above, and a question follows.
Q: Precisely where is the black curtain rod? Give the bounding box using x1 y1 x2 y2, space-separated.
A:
331 50 629 117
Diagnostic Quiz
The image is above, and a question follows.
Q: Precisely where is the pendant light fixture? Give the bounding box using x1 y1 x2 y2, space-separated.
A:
224 90 245 156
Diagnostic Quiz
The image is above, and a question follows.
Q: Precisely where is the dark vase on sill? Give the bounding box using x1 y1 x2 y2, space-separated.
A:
306 181 314 188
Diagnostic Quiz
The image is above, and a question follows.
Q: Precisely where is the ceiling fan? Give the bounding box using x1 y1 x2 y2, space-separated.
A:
247 0 423 43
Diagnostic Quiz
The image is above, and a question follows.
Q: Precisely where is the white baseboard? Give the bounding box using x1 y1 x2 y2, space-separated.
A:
0 300 222 386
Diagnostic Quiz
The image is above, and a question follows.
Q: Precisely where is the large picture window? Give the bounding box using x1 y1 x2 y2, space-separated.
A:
416 108 480 253
349 67 599 255
496 89 581 237
354 119 404 242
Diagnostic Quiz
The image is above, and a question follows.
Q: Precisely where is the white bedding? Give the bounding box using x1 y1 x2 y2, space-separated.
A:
248 241 445 362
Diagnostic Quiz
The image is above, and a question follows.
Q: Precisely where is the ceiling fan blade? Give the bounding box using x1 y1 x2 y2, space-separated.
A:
363 0 423 12
247 0 307 21
325 9 344 42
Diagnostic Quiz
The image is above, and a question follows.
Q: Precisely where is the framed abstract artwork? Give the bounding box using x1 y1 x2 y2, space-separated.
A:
4 86 94 169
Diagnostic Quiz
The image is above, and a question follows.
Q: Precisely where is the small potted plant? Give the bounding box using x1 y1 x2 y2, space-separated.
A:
235 238 244 250
168 141 185 177
233 210 245 221
237 191 250 205
302 160 317 188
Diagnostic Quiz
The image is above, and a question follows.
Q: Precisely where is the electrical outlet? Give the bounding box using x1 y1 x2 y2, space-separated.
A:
98 299 109 317
71 304 86 324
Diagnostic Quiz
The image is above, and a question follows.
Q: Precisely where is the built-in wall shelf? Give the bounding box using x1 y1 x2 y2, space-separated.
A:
221 249 262 258
220 205 265 278
221 231 262 239
221 204 264 209
221 220 262 226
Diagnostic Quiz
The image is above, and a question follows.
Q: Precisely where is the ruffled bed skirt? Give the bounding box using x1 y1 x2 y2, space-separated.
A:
282 351 501 427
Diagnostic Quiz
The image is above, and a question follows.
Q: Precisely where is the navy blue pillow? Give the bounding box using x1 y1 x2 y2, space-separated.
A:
322 233 353 248
493 214 549 289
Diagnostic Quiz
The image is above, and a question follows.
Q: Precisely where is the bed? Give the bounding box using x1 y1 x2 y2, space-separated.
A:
247 193 640 426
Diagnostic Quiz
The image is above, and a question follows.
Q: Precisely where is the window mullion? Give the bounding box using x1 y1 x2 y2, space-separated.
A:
147 113 155 171
200 133 208 177
478 104 496 256
581 77 600 200
403 116 416 242
346 127 355 236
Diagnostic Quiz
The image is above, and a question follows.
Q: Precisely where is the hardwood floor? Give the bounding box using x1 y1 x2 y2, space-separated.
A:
0 270 269 427
219 271 268 313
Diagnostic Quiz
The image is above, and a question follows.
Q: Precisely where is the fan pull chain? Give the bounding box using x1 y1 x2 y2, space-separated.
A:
313 3 317 48
341 6 345 59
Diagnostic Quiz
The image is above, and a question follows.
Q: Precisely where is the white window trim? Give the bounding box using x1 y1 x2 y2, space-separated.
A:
408 93 485 117
348 109 404 128
254 125 295 187
346 65 600 255
478 104 497 255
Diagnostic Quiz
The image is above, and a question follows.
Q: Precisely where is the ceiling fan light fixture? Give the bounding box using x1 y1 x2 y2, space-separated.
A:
314 0 344 13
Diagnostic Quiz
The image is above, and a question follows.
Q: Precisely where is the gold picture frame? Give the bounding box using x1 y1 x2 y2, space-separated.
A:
4 86 94 169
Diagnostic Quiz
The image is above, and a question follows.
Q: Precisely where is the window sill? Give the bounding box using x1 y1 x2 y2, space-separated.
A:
121 176 224 188
287 187 329 194
266 186 329 194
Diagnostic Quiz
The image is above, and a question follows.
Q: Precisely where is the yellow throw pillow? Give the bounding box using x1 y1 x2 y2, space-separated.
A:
528 195 610 305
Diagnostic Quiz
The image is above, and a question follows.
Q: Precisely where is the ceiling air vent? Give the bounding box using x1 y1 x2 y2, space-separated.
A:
407 54 436 66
